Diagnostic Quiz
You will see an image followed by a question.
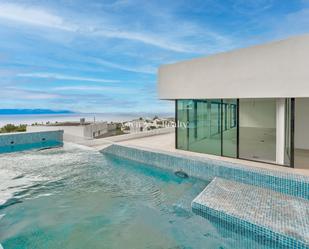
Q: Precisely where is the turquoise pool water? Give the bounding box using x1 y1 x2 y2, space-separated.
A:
0 144 283 249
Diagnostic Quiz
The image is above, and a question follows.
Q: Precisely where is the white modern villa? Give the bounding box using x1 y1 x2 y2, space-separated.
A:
158 34 309 169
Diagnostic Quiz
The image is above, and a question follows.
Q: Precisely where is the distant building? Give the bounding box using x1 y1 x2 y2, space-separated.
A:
123 119 146 133
27 120 116 139
122 117 175 133
83 122 108 138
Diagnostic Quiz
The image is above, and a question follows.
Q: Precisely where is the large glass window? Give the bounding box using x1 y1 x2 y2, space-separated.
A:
284 98 293 166
176 99 237 157
222 99 237 157
177 98 295 167
194 100 221 155
176 100 191 150
239 99 276 163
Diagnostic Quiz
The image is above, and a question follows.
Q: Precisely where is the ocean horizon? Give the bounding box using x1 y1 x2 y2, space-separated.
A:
0 112 174 126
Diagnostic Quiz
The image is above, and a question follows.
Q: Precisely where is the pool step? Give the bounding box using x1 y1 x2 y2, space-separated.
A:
192 177 309 249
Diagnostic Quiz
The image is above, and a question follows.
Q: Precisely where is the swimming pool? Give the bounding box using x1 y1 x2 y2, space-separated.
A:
0 144 288 249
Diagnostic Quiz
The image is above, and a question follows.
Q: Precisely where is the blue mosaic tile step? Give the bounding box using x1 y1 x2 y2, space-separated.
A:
192 177 309 249
101 144 309 200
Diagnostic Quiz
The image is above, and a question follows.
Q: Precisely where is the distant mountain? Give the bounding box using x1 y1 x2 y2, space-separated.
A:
0 109 75 115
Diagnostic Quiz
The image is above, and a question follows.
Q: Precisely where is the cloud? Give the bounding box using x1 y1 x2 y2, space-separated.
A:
94 58 156 74
283 8 309 33
0 3 77 31
17 72 119 83
0 2 232 53
0 87 60 100
52 85 137 94
232 0 274 15
0 3 188 52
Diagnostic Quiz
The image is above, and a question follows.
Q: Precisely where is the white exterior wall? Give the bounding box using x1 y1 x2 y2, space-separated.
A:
27 125 85 137
83 122 108 138
158 34 309 99
27 122 108 139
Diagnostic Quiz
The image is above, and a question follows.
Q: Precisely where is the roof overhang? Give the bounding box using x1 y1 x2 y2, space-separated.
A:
158 34 309 100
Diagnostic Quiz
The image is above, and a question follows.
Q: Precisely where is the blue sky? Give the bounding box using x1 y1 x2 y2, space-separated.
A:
0 0 308 114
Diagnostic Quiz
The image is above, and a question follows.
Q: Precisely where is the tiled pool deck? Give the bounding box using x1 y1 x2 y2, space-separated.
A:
99 132 309 248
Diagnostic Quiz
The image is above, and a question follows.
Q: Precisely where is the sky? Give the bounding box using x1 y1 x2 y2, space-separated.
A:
0 0 308 114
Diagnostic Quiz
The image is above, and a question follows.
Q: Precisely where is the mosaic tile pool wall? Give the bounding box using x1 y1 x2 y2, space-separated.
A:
102 144 309 200
0 130 63 154
192 201 309 249
192 177 309 249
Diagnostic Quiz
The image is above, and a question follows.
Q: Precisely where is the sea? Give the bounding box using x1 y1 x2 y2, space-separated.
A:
0 113 173 126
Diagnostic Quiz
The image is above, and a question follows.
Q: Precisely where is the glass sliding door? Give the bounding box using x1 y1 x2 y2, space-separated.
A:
176 100 191 150
176 99 237 157
177 98 295 166
188 100 217 153
239 99 276 163
185 99 221 156
284 98 294 167
222 99 237 158
201 100 221 155
176 99 217 155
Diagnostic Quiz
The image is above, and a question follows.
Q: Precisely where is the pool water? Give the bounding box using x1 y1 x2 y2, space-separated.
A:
0 144 280 249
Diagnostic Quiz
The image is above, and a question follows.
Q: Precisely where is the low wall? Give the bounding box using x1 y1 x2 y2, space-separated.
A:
27 125 84 138
79 127 174 147
0 130 63 154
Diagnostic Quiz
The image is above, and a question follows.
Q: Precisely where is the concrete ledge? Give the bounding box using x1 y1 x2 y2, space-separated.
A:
192 177 309 249
68 127 174 148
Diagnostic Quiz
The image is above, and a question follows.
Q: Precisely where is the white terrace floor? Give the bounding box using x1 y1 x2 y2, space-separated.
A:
87 132 309 177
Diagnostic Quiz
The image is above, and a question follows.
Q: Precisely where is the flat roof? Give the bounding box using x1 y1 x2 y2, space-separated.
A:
158 34 309 99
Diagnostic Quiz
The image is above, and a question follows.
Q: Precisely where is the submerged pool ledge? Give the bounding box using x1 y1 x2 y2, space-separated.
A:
192 177 309 249
101 144 309 200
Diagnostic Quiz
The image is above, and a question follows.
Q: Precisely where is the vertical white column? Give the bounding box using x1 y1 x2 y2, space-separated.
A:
276 98 285 165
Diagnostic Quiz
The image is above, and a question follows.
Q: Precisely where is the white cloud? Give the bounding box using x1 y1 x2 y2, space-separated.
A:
0 2 231 53
94 58 156 74
52 85 137 94
1 87 60 100
17 73 119 83
0 3 77 31
93 29 193 53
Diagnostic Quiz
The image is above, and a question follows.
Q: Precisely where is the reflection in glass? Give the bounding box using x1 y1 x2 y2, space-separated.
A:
222 99 237 158
176 99 237 158
176 100 190 150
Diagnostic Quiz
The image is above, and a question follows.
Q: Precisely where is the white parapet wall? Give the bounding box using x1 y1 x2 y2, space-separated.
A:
76 127 175 147
0 130 63 153
27 125 84 137
27 122 109 139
